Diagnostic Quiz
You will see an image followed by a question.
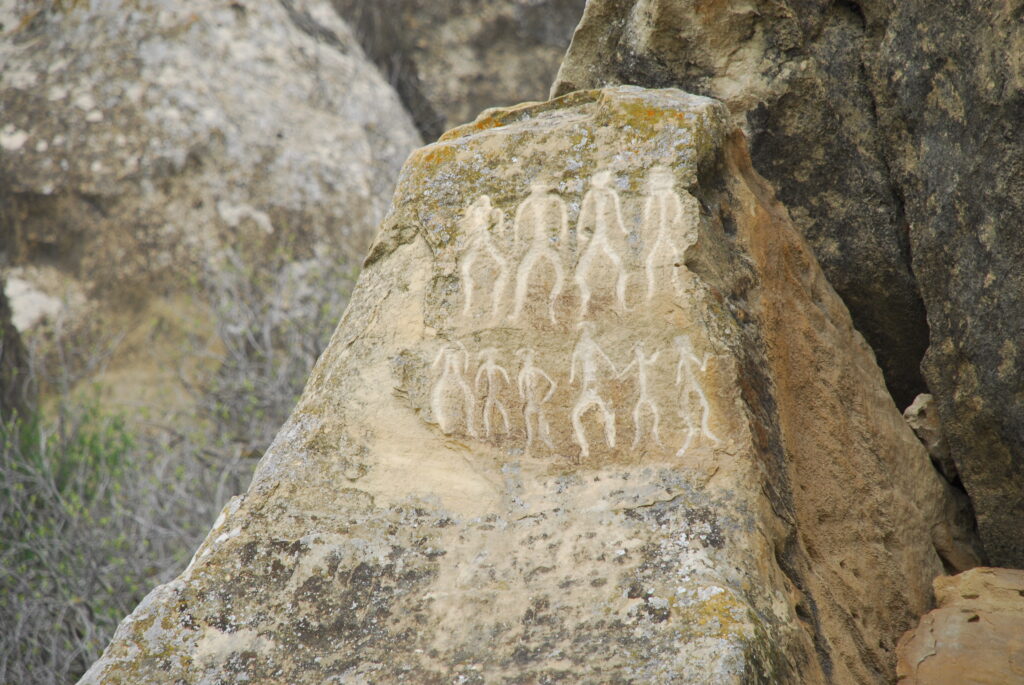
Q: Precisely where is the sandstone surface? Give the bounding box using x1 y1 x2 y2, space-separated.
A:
0 0 420 414
904 393 957 484
551 0 1024 568
81 87 976 684
896 567 1024 684
333 0 586 139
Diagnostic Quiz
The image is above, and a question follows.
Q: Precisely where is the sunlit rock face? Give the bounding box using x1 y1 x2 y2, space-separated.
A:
81 87 977 684
896 567 1024 684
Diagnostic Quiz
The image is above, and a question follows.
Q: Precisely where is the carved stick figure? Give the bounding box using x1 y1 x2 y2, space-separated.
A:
576 170 629 317
642 166 699 300
475 347 511 439
516 348 557 451
619 341 663 449
674 334 720 455
460 196 510 318
570 323 618 457
431 342 478 438
510 182 568 324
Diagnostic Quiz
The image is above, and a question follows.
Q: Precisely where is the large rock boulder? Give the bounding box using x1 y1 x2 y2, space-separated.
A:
332 0 586 139
82 87 976 684
0 0 420 415
896 567 1024 684
552 0 1024 568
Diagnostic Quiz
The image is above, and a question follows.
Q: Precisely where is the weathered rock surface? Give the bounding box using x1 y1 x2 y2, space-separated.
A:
896 567 1024 684
551 0 1024 569
81 87 976 684
0 0 420 410
904 394 957 484
333 0 586 139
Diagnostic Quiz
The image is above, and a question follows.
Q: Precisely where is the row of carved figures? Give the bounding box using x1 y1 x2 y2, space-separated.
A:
458 166 700 323
430 329 721 458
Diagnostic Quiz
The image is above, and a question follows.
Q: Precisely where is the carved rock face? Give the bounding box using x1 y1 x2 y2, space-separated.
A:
82 87 977 684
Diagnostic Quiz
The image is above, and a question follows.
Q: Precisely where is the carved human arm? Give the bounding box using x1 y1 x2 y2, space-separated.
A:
540 369 557 403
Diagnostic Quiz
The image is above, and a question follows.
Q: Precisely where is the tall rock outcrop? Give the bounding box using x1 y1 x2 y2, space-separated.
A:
332 0 586 139
81 87 976 684
0 0 420 413
552 0 1024 568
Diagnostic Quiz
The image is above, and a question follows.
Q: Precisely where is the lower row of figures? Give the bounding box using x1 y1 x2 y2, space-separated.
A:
428 332 724 458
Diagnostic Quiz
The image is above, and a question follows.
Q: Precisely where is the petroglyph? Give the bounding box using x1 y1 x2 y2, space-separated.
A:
511 182 568 324
642 166 699 300
620 341 663 450
516 348 557 451
570 323 618 458
431 342 478 438
421 169 721 458
459 196 510 318
674 334 720 455
576 171 629 317
475 348 512 439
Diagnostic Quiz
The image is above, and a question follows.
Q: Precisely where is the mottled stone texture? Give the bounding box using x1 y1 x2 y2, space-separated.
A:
332 0 586 139
0 0 419 414
896 567 1024 684
553 0 1024 568
81 87 975 684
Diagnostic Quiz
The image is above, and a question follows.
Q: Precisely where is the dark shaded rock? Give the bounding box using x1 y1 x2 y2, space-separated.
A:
0 286 34 423
333 0 587 140
552 0 1024 568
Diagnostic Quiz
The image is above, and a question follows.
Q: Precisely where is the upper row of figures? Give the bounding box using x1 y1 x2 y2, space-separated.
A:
454 166 701 323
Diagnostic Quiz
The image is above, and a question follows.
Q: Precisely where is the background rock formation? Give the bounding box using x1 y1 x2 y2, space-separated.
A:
0 2 419 681
332 0 587 139
0 0 420 423
82 87 976 684
553 0 1024 568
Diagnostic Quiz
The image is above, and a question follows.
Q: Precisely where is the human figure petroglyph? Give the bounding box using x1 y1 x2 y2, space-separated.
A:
511 182 568 324
674 334 720 455
516 348 557 451
570 322 618 458
431 342 478 438
475 347 512 439
642 166 700 301
619 341 663 450
459 196 510 318
576 170 630 317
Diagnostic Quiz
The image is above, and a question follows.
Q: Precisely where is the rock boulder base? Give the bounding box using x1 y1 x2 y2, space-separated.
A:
896 567 1024 684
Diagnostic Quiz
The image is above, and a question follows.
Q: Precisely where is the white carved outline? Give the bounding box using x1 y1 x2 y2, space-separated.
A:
575 170 629 317
516 347 557 451
674 334 720 455
459 196 510 318
511 182 568 324
570 322 618 457
475 347 512 439
619 341 663 449
431 342 478 438
642 166 699 301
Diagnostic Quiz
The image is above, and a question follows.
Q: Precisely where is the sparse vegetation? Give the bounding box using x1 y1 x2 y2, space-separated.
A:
0 249 358 683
